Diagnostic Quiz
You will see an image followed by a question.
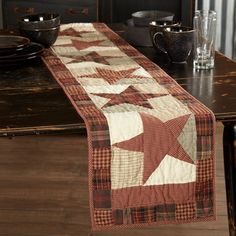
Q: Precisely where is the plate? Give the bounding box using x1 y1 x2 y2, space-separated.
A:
0 35 30 50
0 42 44 66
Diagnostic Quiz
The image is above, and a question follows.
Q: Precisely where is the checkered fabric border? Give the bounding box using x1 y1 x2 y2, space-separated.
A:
42 23 216 231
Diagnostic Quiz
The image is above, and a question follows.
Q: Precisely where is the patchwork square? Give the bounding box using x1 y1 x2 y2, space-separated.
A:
92 148 111 169
93 169 111 190
42 22 215 231
156 204 176 221
131 206 156 224
176 203 196 221
197 199 214 218
113 210 124 225
94 210 114 226
93 190 111 208
196 179 213 201
197 159 214 181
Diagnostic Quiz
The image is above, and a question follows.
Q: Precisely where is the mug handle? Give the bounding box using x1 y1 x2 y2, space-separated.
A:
153 32 167 54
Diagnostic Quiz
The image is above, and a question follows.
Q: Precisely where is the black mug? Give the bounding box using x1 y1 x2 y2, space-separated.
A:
153 26 195 63
149 21 180 51
149 21 180 40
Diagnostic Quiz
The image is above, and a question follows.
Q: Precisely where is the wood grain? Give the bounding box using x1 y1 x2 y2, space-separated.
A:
0 123 229 236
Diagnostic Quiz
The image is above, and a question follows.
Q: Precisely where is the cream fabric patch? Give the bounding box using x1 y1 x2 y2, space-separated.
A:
143 155 196 186
111 147 144 190
104 111 143 145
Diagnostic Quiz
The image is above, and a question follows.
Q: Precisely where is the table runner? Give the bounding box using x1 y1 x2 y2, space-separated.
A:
42 23 215 231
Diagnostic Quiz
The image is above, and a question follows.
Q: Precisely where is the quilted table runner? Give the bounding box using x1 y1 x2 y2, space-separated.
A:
42 23 215 231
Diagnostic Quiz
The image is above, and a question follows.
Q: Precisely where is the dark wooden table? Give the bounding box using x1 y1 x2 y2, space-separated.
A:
0 46 236 235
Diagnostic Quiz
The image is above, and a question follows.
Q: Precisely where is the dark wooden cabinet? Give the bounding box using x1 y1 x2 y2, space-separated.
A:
99 0 195 26
2 0 98 29
2 0 195 28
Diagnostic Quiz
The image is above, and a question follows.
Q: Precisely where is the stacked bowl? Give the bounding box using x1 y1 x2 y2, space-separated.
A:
0 32 44 66
18 13 60 48
123 10 175 47
132 10 174 27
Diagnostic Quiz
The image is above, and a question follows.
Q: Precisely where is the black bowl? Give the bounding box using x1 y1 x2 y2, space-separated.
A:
19 13 60 30
19 26 59 48
132 10 175 27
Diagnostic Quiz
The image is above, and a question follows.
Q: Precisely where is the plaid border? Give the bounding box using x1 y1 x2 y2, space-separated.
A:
94 210 114 226
131 206 157 224
197 159 214 181
196 179 214 201
93 169 111 190
156 204 176 221
93 190 111 208
112 209 124 225
94 22 215 228
92 148 111 169
197 199 214 218
42 23 215 230
176 203 196 221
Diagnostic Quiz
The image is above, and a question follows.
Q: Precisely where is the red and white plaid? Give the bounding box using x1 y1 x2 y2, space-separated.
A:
42 23 216 231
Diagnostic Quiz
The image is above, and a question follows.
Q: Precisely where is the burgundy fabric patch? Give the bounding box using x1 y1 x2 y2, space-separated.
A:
197 199 214 218
42 23 216 231
131 206 157 224
113 210 124 225
195 179 213 201
112 183 195 209
93 169 111 190
156 204 176 221
93 190 111 208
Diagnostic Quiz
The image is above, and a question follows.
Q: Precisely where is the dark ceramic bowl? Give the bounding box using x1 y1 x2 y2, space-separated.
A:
19 26 60 48
19 13 60 30
132 10 175 27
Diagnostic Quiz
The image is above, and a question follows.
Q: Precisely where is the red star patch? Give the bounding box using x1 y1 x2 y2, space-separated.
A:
55 39 106 50
79 67 150 84
114 113 193 183
66 52 121 65
59 27 92 37
93 86 166 109
71 39 106 50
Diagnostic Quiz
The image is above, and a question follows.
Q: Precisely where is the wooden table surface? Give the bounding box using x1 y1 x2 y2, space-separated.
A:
0 58 82 136
0 33 236 236
0 51 236 136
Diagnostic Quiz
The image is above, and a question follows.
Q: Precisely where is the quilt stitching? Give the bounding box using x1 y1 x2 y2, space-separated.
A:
42 23 216 231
